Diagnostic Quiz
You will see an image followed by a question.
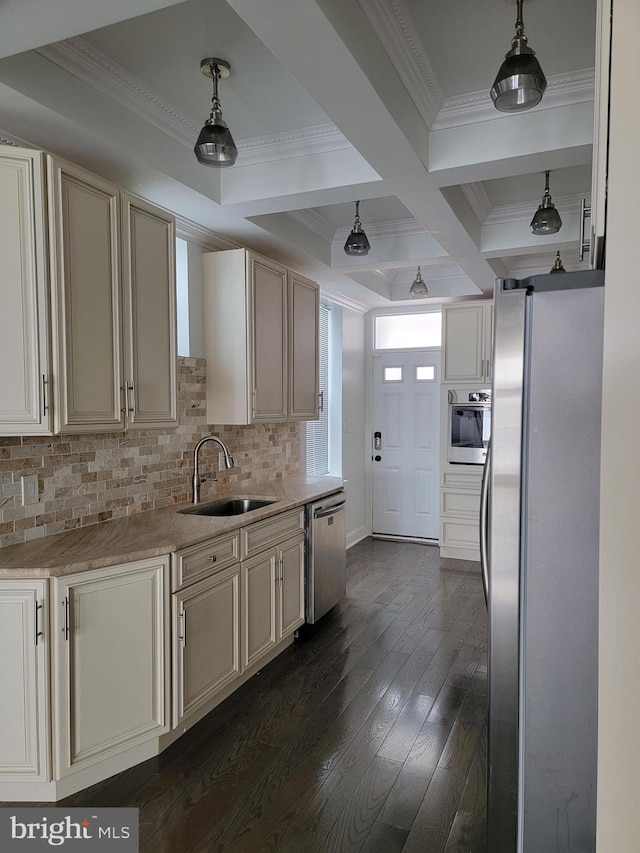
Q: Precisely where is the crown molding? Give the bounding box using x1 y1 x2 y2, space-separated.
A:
174 216 240 251
484 193 591 226
37 38 352 168
355 0 443 127
333 216 425 244
237 124 352 167
433 68 595 130
392 263 463 285
288 209 337 243
37 38 198 149
318 286 370 314
505 251 589 277
0 130 34 148
461 182 492 224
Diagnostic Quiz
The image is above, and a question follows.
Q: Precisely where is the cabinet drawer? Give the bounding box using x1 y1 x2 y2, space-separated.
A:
241 508 305 559
441 488 481 519
442 470 482 489
440 518 480 550
172 531 240 590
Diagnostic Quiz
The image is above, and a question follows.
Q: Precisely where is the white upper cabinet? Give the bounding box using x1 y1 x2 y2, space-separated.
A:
0 148 178 436
0 147 52 435
49 159 125 432
202 249 319 425
121 193 177 429
589 0 611 269
442 301 493 385
288 271 320 420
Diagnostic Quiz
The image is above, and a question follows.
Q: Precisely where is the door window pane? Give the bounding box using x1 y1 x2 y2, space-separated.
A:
384 367 403 382
415 365 436 381
375 312 441 349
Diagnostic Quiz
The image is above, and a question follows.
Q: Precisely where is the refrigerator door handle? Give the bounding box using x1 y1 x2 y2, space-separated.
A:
480 442 491 606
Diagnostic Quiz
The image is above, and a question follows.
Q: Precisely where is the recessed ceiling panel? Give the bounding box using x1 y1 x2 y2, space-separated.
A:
82 0 331 140
405 0 597 98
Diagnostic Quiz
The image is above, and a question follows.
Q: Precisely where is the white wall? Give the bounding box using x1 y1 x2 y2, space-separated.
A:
597 1 640 848
341 306 368 547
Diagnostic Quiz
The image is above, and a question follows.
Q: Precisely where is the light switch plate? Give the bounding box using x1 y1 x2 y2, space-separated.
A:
21 474 39 506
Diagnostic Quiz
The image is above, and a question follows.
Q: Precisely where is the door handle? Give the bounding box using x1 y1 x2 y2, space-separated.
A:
374 431 382 450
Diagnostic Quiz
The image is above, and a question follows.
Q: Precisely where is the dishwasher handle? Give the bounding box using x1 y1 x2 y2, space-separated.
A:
313 500 346 519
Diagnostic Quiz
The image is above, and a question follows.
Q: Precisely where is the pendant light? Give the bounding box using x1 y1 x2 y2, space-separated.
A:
344 201 370 256
549 251 566 273
530 171 562 235
490 0 547 112
194 58 238 168
409 266 428 298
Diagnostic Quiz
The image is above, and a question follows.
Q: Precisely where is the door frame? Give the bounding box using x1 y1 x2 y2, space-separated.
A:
364 306 443 543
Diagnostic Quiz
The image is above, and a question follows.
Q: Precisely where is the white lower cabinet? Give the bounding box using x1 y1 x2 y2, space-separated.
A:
242 534 305 670
0 581 49 781
172 563 241 727
52 557 169 779
439 471 482 560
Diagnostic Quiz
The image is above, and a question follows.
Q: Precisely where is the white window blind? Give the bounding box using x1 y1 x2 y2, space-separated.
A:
306 303 330 475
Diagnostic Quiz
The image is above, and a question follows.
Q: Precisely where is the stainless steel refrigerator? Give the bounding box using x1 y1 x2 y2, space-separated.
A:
482 269 604 852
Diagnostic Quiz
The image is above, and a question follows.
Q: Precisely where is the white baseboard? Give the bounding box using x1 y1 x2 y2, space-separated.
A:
346 525 368 549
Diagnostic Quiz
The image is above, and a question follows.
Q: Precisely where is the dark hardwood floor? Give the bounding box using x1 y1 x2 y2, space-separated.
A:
8 538 488 852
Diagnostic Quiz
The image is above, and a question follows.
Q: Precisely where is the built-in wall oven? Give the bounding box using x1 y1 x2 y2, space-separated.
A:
447 389 491 465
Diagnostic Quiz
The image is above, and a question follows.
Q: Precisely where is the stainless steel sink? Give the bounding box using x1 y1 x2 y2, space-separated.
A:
178 498 277 517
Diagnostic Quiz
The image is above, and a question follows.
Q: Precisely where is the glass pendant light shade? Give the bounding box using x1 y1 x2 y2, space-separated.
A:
409 266 428 298
195 59 238 168
490 0 547 112
531 171 562 235
344 201 370 256
549 251 566 273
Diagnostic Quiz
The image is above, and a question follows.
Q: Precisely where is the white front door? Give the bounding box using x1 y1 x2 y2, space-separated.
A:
372 350 440 539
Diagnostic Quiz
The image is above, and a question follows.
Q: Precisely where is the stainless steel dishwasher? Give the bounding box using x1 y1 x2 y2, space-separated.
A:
306 490 347 623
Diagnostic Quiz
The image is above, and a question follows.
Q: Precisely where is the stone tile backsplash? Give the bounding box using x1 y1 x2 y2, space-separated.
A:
0 357 301 549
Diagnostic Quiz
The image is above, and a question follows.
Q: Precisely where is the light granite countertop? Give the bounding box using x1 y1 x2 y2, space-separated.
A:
0 475 345 577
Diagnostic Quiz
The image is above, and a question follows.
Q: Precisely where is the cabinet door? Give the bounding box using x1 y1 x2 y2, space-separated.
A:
49 158 125 432
288 272 319 420
53 557 169 779
277 535 305 639
121 194 177 429
249 254 288 422
483 303 493 384
0 148 51 435
0 581 49 780
172 565 241 727
443 303 485 383
590 0 611 269
242 549 278 668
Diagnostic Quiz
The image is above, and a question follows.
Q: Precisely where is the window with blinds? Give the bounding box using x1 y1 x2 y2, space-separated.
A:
305 303 330 475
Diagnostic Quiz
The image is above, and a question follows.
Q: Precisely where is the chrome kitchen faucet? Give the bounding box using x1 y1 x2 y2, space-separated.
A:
192 435 235 503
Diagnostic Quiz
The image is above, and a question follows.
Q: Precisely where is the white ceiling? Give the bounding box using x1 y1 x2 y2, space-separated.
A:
0 0 598 309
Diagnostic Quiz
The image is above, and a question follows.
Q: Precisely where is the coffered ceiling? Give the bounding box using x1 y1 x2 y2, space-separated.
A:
0 0 598 308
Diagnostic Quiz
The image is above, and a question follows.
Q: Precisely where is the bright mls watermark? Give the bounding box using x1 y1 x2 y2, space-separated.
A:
0 809 138 850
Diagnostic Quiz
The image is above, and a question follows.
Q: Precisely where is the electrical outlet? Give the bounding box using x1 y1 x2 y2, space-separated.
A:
218 452 225 470
21 474 39 506
286 441 291 458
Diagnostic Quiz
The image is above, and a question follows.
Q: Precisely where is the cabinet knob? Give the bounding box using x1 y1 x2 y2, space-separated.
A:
208 555 217 563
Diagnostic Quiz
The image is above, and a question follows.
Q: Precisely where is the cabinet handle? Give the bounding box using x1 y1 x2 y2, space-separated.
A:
208 555 217 563
252 388 257 418
318 391 324 413
127 382 135 416
178 611 187 646
35 601 44 646
579 197 591 262
62 597 70 641
42 375 48 416
120 384 127 414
